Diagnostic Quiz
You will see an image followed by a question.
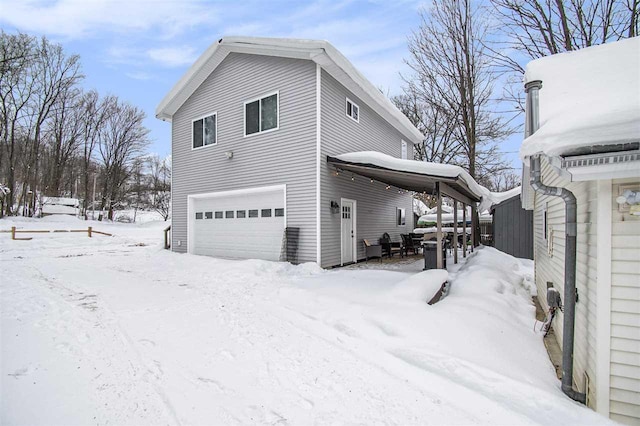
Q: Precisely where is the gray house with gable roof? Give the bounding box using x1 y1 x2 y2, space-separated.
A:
156 37 423 267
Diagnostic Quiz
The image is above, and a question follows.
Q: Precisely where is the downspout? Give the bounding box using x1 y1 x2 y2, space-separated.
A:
525 80 586 404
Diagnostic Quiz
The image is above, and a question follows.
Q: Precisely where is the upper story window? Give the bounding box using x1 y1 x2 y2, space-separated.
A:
245 91 279 136
346 98 359 122
192 113 217 149
401 140 408 159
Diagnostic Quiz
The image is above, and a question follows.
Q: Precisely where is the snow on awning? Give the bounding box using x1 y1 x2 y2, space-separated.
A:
520 37 640 159
327 151 493 206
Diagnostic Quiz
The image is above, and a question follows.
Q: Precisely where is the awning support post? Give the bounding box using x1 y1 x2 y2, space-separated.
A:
471 205 476 252
436 182 443 269
462 203 467 258
453 199 458 264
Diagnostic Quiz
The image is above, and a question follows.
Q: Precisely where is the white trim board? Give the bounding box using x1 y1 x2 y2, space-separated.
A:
316 63 322 264
595 179 612 416
155 37 423 144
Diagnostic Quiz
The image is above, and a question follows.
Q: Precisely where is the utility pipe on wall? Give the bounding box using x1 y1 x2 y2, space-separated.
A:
525 80 586 404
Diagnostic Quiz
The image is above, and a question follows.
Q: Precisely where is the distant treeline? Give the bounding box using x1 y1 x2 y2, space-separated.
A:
0 31 170 220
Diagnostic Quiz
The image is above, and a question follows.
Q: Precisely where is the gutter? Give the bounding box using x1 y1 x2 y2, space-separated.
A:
525 80 586 404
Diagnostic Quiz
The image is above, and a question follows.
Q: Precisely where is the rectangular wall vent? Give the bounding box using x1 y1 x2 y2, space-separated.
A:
562 150 640 169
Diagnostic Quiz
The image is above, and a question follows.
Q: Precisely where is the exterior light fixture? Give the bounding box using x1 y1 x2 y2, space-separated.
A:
225 151 233 159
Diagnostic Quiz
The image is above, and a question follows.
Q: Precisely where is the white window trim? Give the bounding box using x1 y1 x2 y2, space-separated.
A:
243 90 280 137
345 97 359 123
396 207 406 226
191 111 218 151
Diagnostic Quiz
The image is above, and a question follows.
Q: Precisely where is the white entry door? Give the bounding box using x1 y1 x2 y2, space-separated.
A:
341 199 356 265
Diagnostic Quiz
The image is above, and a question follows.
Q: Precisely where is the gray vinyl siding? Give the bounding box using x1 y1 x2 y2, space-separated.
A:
319 70 414 267
171 53 317 262
533 157 598 407
492 194 534 259
610 178 640 426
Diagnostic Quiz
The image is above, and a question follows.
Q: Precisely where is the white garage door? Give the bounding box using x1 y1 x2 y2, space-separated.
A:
190 187 285 261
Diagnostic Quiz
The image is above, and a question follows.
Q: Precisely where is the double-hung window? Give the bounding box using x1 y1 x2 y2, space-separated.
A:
193 113 217 149
346 98 359 122
245 91 278 136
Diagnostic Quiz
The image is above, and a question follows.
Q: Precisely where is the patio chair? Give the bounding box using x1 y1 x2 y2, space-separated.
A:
380 232 404 257
401 234 421 256
363 239 382 263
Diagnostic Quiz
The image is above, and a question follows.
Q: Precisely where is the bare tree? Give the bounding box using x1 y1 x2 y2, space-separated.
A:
147 155 171 221
392 91 461 164
489 169 521 192
403 0 513 180
0 31 35 215
43 86 83 196
490 0 639 109
98 98 149 220
492 0 638 68
78 90 108 217
17 36 82 216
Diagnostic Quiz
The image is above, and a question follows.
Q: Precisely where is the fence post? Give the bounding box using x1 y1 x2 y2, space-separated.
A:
88 226 92 238
11 226 15 240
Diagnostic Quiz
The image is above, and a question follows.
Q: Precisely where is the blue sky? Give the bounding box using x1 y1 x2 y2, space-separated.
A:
0 0 523 169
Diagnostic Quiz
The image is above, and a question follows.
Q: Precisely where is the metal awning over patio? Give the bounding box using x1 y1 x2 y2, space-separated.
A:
327 155 482 205
327 151 488 269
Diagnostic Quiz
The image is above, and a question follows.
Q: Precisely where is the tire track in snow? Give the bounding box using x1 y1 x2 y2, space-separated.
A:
27 263 182 425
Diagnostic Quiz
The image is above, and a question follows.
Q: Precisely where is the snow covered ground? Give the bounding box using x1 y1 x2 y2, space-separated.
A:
1 217 611 425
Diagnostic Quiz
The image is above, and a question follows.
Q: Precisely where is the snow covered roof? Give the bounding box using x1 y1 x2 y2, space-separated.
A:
520 37 640 159
487 186 521 209
328 151 498 204
156 36 423 144
42 197 79 207
418 209 491 225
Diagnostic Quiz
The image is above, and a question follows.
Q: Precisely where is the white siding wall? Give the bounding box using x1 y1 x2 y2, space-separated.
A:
610 178 640 425
171 53 317 262
533 157 599 406
319 70 414 267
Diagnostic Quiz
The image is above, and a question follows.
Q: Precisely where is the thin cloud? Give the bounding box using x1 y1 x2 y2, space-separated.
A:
0 0 217 39
125 71 154 81
147 47 198 68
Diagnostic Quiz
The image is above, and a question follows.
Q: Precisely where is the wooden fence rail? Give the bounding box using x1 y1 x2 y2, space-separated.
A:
2 226 113 241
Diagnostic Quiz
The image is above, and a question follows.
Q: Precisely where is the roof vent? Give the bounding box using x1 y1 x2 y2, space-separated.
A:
524 80 542 138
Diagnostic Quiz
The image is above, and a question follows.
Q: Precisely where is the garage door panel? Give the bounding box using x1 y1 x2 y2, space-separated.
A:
191 188 285 261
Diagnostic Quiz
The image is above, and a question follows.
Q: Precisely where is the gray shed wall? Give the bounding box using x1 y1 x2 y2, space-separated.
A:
171 53 317 262
319 70 414 267
492 194 534 259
